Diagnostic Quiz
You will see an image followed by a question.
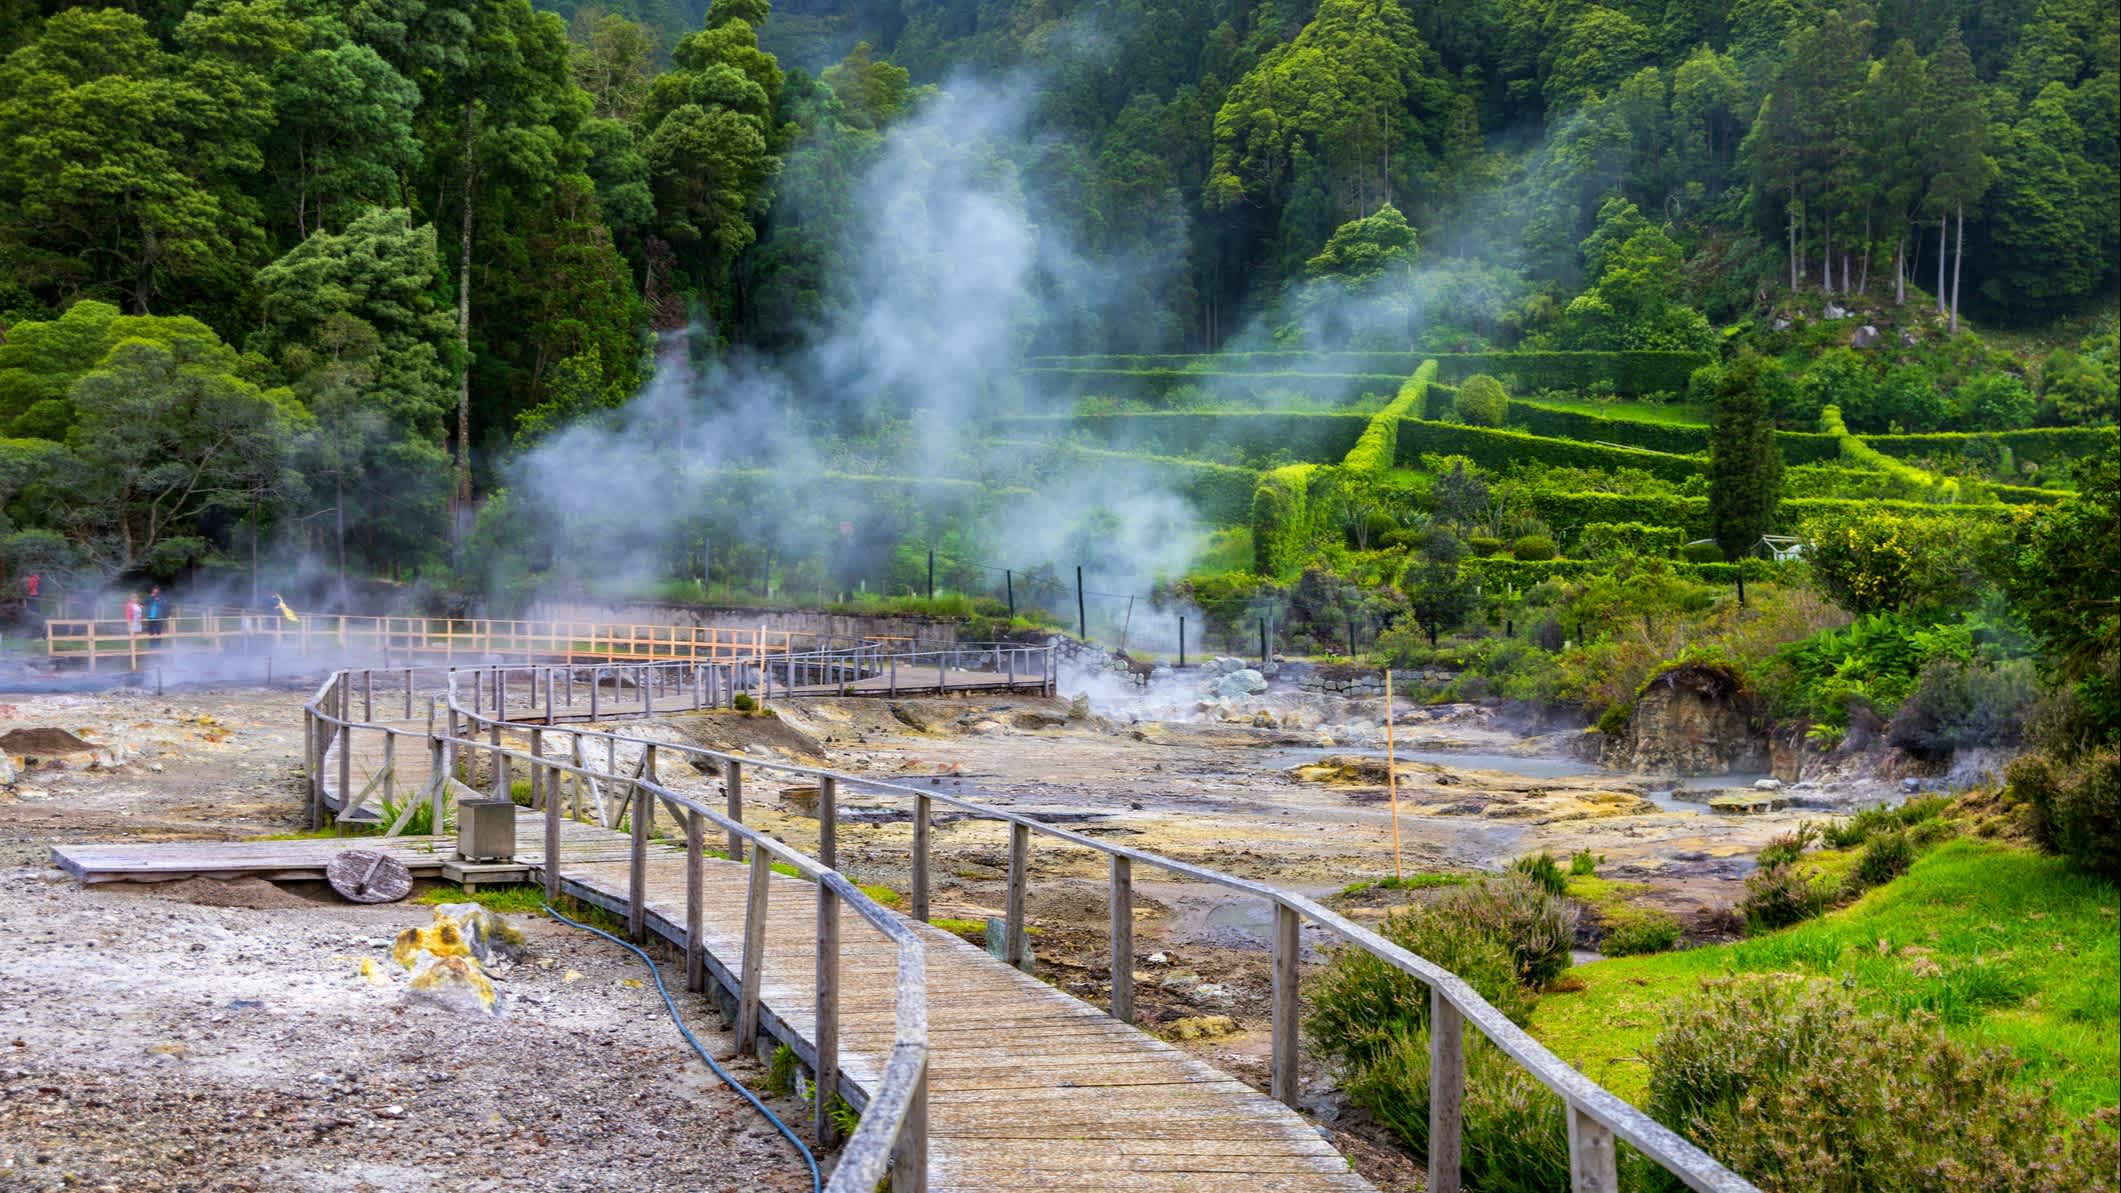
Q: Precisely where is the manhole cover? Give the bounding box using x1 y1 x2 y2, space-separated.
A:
327 850 412 903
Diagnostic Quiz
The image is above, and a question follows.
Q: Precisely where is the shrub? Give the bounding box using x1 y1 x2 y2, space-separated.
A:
731 691 757 712
1445 875 1577 987
1507 851 1567 895
1600 908 1681 955
1568 848 1601 877
1681 540 1723 563
1819 816 1869 850
2003 749 2121 880
1347 1029 1584 1193
1849 830 1914 891
1455 373 1510 426
1306 902 1531 1073
1467 534 1505 556
1756 822 1819 870
1645 984 2119 1193
1888 656 2039 758
1737 862 1830 934
1510 534 1557 561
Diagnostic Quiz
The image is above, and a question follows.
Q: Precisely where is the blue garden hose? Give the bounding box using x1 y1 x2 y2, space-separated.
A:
541 902 823 1193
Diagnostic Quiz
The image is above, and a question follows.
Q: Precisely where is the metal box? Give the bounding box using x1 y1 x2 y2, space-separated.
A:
457 799 517 862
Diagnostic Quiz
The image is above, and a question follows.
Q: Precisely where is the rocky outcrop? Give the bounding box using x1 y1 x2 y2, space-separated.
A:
1610 662 1769 776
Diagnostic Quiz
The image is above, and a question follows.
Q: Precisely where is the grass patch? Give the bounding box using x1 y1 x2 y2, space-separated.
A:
1528 839 2121 1115
414 882 550 914
1340 873 1470 896
247 824 378 841
930 917 986 940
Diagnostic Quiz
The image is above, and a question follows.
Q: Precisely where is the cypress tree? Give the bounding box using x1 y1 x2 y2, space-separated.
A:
1709 351 1782 601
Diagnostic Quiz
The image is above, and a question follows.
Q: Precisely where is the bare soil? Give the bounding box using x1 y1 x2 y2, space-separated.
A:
0 684 815 1193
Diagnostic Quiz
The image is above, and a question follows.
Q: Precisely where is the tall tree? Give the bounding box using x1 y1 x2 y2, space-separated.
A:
1923 25 1994 331
1709 350 1781 594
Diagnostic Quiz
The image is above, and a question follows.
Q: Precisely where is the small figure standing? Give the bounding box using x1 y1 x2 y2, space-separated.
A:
145 586 167 642
125 592 143 637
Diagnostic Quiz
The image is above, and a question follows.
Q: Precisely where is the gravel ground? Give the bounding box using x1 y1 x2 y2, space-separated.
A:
0 683 817 1193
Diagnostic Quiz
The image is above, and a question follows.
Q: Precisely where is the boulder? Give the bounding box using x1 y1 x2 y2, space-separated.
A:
1609 662 1770 776
405 953 503 1016
393 904 522 1017
1214 669 1267 699
1824 302 1848 320
1009 709 1067 731
1899 329 1918 347
1851 324 1881 348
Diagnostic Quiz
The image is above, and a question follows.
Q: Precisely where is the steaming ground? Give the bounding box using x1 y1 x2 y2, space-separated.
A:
0 682 1856 1192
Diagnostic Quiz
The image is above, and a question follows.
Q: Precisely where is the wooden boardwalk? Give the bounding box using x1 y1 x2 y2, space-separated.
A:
55 713 1374 1192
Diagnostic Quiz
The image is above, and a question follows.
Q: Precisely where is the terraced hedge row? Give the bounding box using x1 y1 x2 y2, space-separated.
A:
1003 440 1259 525
1863 425 2118 469
1020 367 1403 407
1344 362 1438 472
1024 350 1711 395
1461 556 1779 588
1393 418 1705 483
1523 491 2024 541
994 412 1371 463
1251 463 1336 576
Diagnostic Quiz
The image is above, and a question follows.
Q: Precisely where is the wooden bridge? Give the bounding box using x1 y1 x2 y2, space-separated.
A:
50 659 1757 1193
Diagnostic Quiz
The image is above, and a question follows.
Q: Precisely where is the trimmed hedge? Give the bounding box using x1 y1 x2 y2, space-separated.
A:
1863 426 2117 470
1505 402 1709 454
1822 405 1981 503
1463 555 1779 589
1020 367 1402 407
1578 521 1686 558
1520 491 2019 542
1394 418 1706 483
1001 440 1259 525
1345 361 1438 472
1023 350 1711 395
1776 432 1846 465
993 411 1371 464
1251 463 1338 576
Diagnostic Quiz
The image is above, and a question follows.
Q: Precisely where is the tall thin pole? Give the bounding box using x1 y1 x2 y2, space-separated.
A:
1385 668 1402 881
926 548 935 602
1075 566 1086 641
1005 570 1015 620
1178 616 1185 669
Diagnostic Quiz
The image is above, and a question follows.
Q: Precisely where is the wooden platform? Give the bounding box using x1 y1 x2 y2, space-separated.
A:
52 824 1371 1191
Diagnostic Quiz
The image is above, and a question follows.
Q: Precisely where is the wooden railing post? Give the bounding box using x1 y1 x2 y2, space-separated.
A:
815 879 840 1148
1569 1104 1619 1193
380 733 395 810
685 809 706 993
589 667 600 720
544 758 563 903
628 775 649 942
1004 822 1031 972
725 759 744 861
362 670 373 721
1430 988 1465 1193
817 777 836 869
1110 856 1134 1023
528 728 543 810
911 794 931 922
892 1062 929 1193
737 847 771 1053
1270 902 1300 1108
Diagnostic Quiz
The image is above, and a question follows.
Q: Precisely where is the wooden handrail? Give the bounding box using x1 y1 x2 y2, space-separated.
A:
399 658 1756 1193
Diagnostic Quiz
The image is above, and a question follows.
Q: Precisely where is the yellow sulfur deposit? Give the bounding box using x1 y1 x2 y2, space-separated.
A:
407 954 499 1013
391 916 470 969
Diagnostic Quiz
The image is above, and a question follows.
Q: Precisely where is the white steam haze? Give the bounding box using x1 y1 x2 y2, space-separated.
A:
499 69 1210 648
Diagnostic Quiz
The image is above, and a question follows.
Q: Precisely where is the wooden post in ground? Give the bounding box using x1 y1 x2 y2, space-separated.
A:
1569 1105 1618 1192
911 794 931 922
1430 988 1465 1193
628 769 649 942
725 760 744 860
737 848 771 1053
1109 856 1133 1023
1385 668 1402 882
1270 902 1300 1108
817 777 836 869
684 809 706 993
1004 823 1031 972
814 879 840 1148
544 758 563 903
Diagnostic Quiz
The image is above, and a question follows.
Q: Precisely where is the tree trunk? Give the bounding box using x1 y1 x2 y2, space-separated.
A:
1936 212 1947 315
1822 213 1833 293
1788 203 1798 292
1950 203 1964 335
454 100 477 540
1859 213 1871 296
1895 235 1905 305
